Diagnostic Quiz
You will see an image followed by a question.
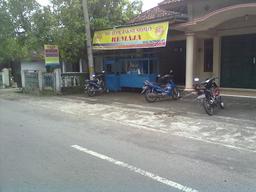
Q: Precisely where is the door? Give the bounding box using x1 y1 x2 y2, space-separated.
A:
221 34 256 89
158 40 186 85
250 37 256 88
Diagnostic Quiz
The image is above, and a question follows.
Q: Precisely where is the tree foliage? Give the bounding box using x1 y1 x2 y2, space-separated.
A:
0 0 142 68
0 0 41 65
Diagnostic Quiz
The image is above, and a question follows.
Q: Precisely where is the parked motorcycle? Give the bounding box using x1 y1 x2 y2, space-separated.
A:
141 70 181 103
194 77 224 116
84 72 105 97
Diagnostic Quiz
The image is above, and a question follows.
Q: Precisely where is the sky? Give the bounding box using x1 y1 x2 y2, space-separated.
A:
36 0 164 11
141 0 163 11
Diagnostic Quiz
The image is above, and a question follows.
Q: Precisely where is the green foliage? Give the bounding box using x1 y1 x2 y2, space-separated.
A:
0 0 41 65
0 0 142 68
88 0 142 30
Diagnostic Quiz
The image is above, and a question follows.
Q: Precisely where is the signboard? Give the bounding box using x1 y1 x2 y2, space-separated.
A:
44 45 60 67
93 22 169 50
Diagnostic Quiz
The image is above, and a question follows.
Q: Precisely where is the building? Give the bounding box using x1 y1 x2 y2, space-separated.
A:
93 0 256 92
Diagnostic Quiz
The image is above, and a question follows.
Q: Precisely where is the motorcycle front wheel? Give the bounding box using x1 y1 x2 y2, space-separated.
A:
203 98 214 116
84 84 89 94
87 86 96 97
145 89 157 103
218 97 225 109
172 87 180 100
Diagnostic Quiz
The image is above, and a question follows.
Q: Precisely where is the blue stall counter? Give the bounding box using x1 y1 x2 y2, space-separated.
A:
104 55 159 90
105 74 121 91
120 73 156 88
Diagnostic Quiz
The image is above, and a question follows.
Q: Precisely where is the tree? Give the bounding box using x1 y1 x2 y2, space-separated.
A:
0 0 41 66
0 0 143 70
88 0 142 30
48 0 143 68
0 0 15 65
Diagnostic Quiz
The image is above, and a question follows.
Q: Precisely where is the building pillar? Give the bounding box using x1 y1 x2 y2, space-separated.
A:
213 36 221 85
185 33 196 91
21 70 25 89
38 70 43 91
54 68 62 94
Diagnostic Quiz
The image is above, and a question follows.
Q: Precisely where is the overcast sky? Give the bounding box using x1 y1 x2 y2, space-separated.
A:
36 0 164 11
141 0 163 11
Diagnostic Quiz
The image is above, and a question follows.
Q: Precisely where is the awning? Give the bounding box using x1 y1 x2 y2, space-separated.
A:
93 22 169 50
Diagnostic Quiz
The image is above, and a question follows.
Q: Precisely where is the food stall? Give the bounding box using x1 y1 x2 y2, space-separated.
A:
104 54 159 91
93 21 169 91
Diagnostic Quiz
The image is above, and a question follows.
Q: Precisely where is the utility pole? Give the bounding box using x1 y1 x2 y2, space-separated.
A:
82 0 95 79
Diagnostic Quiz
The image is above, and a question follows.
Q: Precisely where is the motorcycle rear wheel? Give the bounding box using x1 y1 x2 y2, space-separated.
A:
145 90 157 103
220 101 225 109
203 98 214 116
87 86 96 97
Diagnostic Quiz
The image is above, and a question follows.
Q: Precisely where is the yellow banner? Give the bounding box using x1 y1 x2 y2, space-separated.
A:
44 45 60 66
93 22 169 50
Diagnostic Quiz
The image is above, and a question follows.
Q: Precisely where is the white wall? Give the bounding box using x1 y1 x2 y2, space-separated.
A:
2 68 10 88
216 15 256 36
21 62 46 89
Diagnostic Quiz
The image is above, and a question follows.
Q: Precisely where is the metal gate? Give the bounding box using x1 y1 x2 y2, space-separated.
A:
43 73 55 91
24 71 39 92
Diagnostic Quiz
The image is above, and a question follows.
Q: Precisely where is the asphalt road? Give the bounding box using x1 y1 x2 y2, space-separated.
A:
1 95 256 192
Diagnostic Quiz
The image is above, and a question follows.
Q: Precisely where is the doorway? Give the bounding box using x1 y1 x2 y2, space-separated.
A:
158 40 186 85
221 34 256 89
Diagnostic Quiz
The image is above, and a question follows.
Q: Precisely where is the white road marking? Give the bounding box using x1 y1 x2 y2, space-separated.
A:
71 145 199 192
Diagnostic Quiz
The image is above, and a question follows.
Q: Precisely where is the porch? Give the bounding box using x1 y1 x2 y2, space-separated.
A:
174 3 256 93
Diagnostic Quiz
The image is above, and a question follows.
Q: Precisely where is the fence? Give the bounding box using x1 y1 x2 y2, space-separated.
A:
21 70 88 94
22 69 61 94
61 72 89 93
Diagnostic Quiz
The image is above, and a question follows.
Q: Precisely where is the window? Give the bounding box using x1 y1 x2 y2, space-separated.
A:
204 39 213 72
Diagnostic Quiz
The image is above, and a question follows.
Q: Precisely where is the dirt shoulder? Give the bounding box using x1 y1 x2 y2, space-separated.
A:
1 89 256 153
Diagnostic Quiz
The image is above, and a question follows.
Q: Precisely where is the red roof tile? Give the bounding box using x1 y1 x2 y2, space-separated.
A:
128 6 187 24
159 0 186 6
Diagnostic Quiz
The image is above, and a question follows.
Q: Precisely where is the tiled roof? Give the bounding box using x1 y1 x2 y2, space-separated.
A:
158 0 187 12
128 6 187 25
159 0 186 6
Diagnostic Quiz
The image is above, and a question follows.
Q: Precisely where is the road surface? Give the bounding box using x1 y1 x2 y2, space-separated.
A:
0 91 256 192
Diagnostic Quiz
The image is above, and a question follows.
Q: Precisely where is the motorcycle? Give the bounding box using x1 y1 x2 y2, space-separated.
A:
194 77 224 116
141 70 181 103
84 72 105 97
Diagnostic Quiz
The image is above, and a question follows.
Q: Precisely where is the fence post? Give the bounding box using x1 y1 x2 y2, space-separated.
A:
2 68 10 88
54 68 61 94
0 72 2 88
79 59 83 72
62 61 66 73
21 70 26 89
38 71 43 91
